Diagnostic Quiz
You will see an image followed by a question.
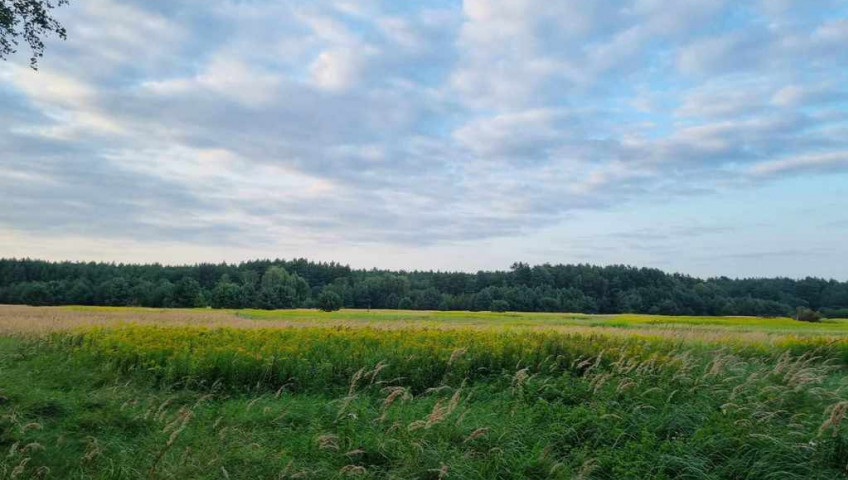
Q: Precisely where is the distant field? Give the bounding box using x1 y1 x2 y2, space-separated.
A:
1 306 847 479
24 304 848 331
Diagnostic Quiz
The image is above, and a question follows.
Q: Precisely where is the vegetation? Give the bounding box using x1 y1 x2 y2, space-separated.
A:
0 306 847 479
796 306 823 323
316 290 343 312
0 0 69 68
2 259 848 318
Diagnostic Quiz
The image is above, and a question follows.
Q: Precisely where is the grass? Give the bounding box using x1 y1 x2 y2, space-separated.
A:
239 308 848 332
1 306 848 479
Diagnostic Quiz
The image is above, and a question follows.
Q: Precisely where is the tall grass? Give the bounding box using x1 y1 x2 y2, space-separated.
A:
54 324 848 392
3 307 848 478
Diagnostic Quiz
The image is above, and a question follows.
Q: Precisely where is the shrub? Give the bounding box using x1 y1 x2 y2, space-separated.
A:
820 307 848 319
539 296 560 312
795 306 822 323
397 297 413 310
316 290 343 312
491 300 510 312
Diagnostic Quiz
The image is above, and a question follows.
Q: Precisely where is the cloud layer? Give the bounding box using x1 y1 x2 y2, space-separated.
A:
1 0 847 276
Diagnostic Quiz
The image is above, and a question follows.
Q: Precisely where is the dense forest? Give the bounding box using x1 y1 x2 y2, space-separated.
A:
1 258 847 317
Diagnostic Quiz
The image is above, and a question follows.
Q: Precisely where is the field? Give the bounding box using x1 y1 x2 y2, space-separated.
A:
1 306 847 479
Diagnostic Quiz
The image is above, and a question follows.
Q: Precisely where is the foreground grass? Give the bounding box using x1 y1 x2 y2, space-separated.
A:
2 307 848 479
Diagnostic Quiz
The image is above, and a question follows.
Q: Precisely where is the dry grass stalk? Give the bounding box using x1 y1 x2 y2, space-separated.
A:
81 437 101 464
378 386 412 422
590 373 611 394
410 389 463 430
512 368 530 393
20 422 41 434
820 401 848 437
10 457 30 479
575 458 598 480
448 347 468 366
20 443 44 454
464 427 489 443
616 378 637 393
340 465 366 476
367 361 389 385
148 408 193 478
316 434 340 451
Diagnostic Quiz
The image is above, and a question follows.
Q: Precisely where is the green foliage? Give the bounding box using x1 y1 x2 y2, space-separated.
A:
0 0 69 68
796 306 823 323
210 275 243 309
316 289 343 312
172 277 204 308
491 299 509 312
822 307 848 319
1 258 847 316
17 280 52 305
258 266 308 309
539 296 560 312
398 296 413 310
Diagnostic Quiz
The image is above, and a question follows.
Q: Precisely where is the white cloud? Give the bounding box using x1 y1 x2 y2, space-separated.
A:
104 146 334 202
2 64 125 137
749 151 848 176
377 17 424 49
2 0 848 276
53 0 184 72
453 109 565 157
632 0 727 35
676 33 755 75
309 48 365 92
143 55 282 107
3 65 94 107
812 19 848 44
677 82 770 118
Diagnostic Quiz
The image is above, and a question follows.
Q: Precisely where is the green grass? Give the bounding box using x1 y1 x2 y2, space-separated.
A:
59 306 848 333
2 308 848 479
236 308 848 333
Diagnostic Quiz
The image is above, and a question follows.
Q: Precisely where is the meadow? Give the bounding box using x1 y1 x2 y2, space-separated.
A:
1 306 847 479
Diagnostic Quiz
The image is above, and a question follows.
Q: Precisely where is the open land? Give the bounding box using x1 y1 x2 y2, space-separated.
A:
1 306 847 479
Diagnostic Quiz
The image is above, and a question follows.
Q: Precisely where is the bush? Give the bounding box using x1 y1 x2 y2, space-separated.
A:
539 296 560 312
316 290 343 312
491 300 510 312
795 307 822 323
397 297 413 310
820 307 848 319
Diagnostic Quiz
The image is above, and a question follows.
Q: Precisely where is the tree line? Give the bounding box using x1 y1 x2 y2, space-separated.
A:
1 258 847 317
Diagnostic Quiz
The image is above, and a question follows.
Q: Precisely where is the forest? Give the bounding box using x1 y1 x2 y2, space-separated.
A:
1 258 847 317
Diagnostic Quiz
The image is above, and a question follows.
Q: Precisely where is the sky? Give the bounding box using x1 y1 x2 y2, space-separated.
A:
1 0 847 279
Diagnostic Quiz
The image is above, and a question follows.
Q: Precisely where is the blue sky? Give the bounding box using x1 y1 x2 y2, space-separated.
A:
1 0 847 279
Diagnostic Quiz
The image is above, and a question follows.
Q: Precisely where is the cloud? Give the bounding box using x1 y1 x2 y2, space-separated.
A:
676 32 765 76
48 0 185 76
771 84 846 107
748 151 848 176
1 0 847 276
309 48 366 92
142 55 283 107
677 83 771 119
453 108 566 158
